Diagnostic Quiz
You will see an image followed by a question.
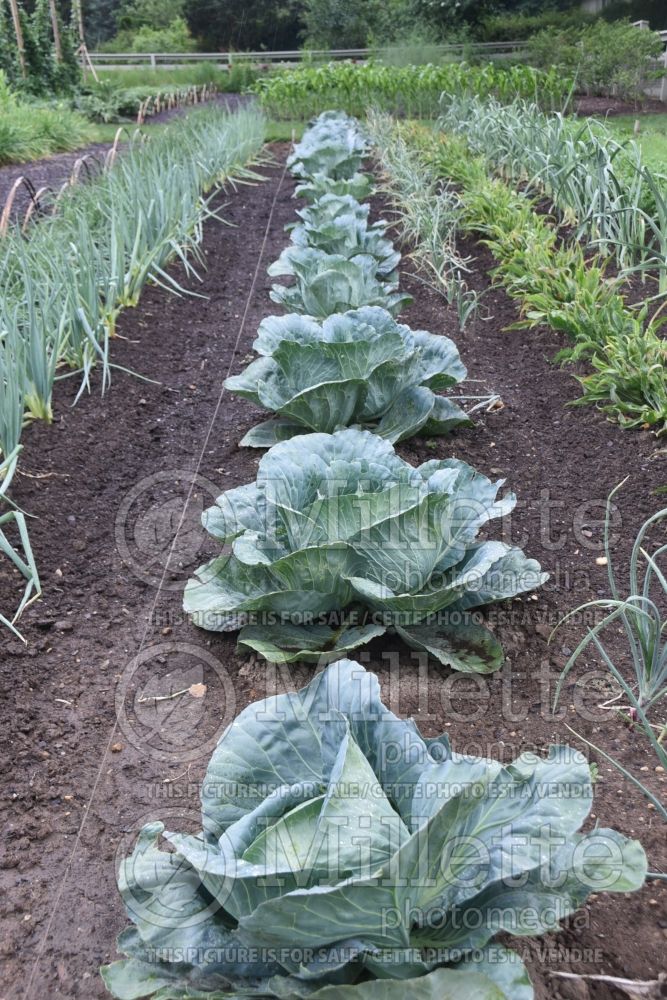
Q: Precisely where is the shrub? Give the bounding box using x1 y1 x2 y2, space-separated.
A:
479 9 594 43
528 19 664 101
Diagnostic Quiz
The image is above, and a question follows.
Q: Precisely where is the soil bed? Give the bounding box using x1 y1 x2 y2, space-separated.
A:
574 95 667 116
0 144 665 1000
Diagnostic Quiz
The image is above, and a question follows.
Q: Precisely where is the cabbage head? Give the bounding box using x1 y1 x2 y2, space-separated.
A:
101 659 647 1000
287 112 367 181
184 428 547 672
284 194 400 275
225 307 471 448
294 172 373 205
269 248 411 318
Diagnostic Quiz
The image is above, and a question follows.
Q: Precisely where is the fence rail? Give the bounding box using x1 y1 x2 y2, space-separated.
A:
87 41 528 70
87 34 667 101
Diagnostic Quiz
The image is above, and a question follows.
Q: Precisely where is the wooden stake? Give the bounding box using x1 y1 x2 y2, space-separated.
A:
48 0 62 61
7 0 27 79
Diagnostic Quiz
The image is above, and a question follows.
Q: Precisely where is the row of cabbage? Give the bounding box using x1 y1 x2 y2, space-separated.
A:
102 112 648 1000
0 106 266 636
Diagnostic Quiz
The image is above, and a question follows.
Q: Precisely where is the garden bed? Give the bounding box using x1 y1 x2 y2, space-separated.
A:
0 94 251 221
0 143 664 1000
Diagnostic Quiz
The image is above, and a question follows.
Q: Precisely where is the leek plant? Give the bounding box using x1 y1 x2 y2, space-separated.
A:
0 105 265 435
0 105 266 634
389 119 667 433
0 447 41 640
553 483 667 819
368 111 478 330
438 94 667 294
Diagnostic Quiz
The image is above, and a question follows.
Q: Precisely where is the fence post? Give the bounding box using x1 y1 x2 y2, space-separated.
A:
150 53 156 69
662 50 667 103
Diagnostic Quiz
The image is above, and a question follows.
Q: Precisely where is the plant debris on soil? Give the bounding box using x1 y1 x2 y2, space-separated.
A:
0 143 665 1000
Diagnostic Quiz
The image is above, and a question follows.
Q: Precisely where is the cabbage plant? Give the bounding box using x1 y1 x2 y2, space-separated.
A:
269 248 411 318
287 111 367 180
184 428 547 672
102 658 647 1000
284 194 400 275
294 171 373 205
226 307 471 447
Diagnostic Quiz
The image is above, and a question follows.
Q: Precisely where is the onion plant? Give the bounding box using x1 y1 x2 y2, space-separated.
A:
0 446 41 639
554 482 667 717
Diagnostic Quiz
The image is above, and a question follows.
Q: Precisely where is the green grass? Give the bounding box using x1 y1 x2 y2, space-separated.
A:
0 100 95 166
601 114 667 173
264 119 305 142
95 61 261 92
1 110 302 162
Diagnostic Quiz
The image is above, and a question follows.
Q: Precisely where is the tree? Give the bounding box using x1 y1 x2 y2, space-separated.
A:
302 0 372 47
116 0 185 31
185 0 305 51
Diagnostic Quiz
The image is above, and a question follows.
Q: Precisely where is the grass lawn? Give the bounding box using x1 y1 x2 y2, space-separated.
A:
602 113 667 171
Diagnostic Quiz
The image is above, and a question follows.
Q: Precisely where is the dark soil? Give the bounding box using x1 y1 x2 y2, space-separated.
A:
0 143 665 1000
0 93 251 222
574 95 667 116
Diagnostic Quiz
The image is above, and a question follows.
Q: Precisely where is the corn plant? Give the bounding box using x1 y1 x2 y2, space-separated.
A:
252 61 572 121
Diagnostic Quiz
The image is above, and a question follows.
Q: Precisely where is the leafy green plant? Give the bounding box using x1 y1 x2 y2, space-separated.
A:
184 428 547 672
269 248 411 318
285 194 400 275
102 658 647 999
226 307 471 447
394 119 667 433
